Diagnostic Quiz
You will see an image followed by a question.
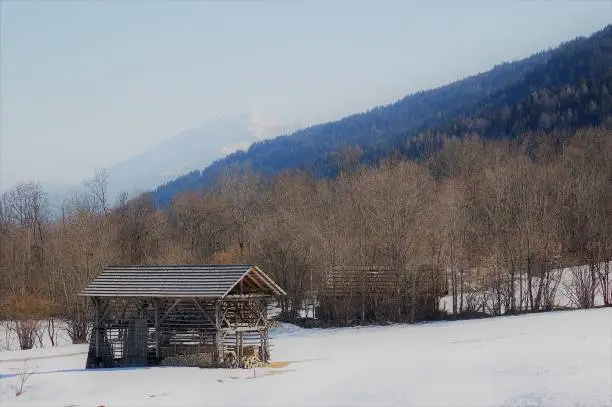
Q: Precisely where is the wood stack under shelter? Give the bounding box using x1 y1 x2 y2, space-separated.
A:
79 264 286 369
317 265 447 324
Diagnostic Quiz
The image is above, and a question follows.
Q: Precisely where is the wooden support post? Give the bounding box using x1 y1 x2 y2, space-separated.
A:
239 332 243 359
161 299 180 322
192 298 216 326
235 329 240 360
262 299 269 363
215 300 221 329
93 297 100 360
262 330 269 363
86 296 105 369
213 300 222 367
154 299 161 362
213 331 221 367
259 330 264 361
361 270 365 323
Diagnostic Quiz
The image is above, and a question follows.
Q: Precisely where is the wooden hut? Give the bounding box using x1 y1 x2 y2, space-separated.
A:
79 264 286 369
318 265 447 324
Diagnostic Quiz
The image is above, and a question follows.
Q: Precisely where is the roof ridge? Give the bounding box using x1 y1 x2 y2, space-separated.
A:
105 264 254 269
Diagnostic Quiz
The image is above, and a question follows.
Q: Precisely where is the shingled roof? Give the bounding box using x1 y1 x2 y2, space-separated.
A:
79 264 286 298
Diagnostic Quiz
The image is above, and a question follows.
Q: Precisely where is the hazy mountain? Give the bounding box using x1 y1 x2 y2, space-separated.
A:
18 113 297 214
102 113 297 199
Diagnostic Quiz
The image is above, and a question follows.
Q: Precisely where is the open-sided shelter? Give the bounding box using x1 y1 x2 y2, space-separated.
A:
318 265 447 324
79 264 286 369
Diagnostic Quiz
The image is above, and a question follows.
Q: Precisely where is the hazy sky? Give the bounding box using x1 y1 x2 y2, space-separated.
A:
1 0 610 191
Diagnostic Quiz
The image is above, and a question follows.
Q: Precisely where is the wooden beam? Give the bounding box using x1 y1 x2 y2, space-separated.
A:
224 294 268 299
213 331 221 367
235 330 239 359
93 297 100 360
245 302 266 328
220 305 232 328
252 266 286 296
192 299 216 327
161 299 181 322
96 298 111 326
215 300 221 330
223 326 266 334
154 299 161 361
239 332 243 359
217 329 228 341
244 271 267 292
117 299 130 323
262 329 269 362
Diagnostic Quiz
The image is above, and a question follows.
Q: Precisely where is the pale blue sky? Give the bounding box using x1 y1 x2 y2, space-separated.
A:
1 0 610 190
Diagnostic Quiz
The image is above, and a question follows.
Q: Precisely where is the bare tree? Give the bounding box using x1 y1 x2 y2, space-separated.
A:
562 265 598 308
115 194 162 264
11 360 35 397
85 169 110 213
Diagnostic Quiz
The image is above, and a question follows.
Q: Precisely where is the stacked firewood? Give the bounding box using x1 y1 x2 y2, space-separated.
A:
238 346 269 368
159 348 269 369
160 352 213 368
223 347 269 368
239 354 268 369
222 350 238 368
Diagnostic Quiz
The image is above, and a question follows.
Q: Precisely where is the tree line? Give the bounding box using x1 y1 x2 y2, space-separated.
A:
1 127 611 349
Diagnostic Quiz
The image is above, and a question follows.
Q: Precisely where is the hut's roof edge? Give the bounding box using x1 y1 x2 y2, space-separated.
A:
79 264 285 298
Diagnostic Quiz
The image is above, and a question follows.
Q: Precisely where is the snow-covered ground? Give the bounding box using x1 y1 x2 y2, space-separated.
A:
0 321 73 352
1 308 611 407
440 262 612 314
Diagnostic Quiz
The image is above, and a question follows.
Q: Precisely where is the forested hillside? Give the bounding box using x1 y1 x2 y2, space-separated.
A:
151 25 611 207
401 26 612 161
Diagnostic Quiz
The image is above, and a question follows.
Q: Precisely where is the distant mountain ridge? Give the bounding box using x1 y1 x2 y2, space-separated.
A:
92 113 297 200
26 112 297 213
150 25 612 207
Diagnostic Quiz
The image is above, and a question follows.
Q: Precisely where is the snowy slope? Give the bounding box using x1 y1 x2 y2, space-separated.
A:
1 308 611 407
440 262 612 314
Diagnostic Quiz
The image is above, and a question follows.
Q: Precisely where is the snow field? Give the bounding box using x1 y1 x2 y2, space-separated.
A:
1 308 611 407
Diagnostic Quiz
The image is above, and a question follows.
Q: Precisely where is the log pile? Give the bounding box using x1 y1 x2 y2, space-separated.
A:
238 346 268 368
239 354 268 369
223 350 238 368
159 348 269 369
159 352 213 368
